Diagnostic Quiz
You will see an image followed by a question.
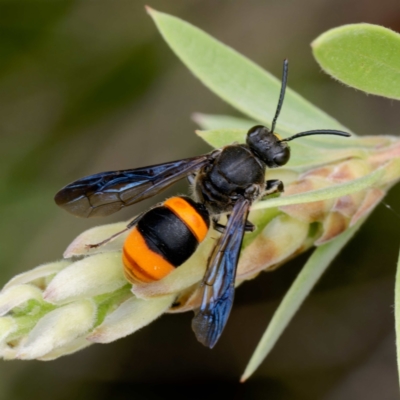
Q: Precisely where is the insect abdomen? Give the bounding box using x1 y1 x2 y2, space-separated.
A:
123 196 209 283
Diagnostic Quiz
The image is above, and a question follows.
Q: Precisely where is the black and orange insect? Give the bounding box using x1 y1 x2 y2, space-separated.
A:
55 60 350 348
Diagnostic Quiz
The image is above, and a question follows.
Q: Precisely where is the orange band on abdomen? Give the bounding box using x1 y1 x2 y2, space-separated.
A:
164 197 208 242
122 227 175 283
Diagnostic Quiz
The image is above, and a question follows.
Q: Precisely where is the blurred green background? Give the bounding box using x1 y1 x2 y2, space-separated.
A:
1 1 400 399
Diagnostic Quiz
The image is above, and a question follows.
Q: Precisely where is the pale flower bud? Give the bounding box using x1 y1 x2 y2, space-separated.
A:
0 284 43 316
16 299 96 360
44 253 127 304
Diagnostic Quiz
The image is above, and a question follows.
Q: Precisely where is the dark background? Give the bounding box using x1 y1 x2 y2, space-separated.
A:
1 1 400 399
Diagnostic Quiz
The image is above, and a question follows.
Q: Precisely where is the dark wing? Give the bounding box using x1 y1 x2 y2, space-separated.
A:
192 198 251 348
55 155 211 218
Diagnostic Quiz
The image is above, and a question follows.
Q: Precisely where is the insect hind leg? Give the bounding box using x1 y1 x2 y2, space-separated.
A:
212 216 255 233
86 212 144 249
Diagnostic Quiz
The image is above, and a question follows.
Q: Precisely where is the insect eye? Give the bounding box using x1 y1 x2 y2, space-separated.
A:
273 149 290 166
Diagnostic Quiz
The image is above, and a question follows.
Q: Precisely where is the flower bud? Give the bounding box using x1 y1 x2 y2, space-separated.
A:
44 253 126 304
64 222 128 258
3 260 71 290
0 317 16 342
238 214 310 279
16 299 96 360
0 284 43 316
88 295 174 343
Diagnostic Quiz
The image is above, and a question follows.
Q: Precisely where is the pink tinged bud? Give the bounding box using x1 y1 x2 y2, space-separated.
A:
300 165 333 179
238 214 309 280
331 193 365 218
315 211 349 245
329 159 371 183
378 158 400 186
64 222 128 258
274 157 385 246
279 178 335 222
350 188 385 226
316 187 385 245
87 295 174 343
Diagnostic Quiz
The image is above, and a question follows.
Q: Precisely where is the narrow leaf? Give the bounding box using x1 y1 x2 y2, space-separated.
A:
241 220 363 382
312 24 400 99
192 113 256 130
252 165 384 210
147 8 348 133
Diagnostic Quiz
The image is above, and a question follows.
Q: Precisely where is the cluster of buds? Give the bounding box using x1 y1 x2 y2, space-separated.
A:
0 133 399 360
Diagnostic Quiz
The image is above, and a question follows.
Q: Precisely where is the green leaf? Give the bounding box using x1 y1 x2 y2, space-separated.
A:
197 128 365 169
192 113 256 130
312 24 400 100
195 114 393 149
147 7 349 134
252 166 384 210
395 247 400 387
196 128 246 148
241 220 363 382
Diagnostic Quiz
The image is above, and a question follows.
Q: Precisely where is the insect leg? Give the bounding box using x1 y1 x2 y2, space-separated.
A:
212 216 254 233
262 179 284 198
86 212 145 249
187 174 196 185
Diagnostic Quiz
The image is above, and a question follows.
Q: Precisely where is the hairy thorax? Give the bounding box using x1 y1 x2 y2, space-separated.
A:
194 145 266 214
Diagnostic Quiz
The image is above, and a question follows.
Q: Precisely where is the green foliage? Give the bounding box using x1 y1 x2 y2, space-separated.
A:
241 221 363 381
312 24 400 99
147 7 348 135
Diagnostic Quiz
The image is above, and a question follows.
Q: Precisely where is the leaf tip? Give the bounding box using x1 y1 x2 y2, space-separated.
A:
310 38 318 49
191 112 203 125
144 5 156 16
194 129 204 138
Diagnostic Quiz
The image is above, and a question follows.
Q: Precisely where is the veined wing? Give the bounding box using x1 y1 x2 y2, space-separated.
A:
192 198 251 348
55 155 211 218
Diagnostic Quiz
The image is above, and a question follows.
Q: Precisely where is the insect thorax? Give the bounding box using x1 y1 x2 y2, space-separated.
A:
194 145 266 214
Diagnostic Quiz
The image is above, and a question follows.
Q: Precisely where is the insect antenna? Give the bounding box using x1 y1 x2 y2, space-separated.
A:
270 60 351 142
279 129 351 142
270 59 289 134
